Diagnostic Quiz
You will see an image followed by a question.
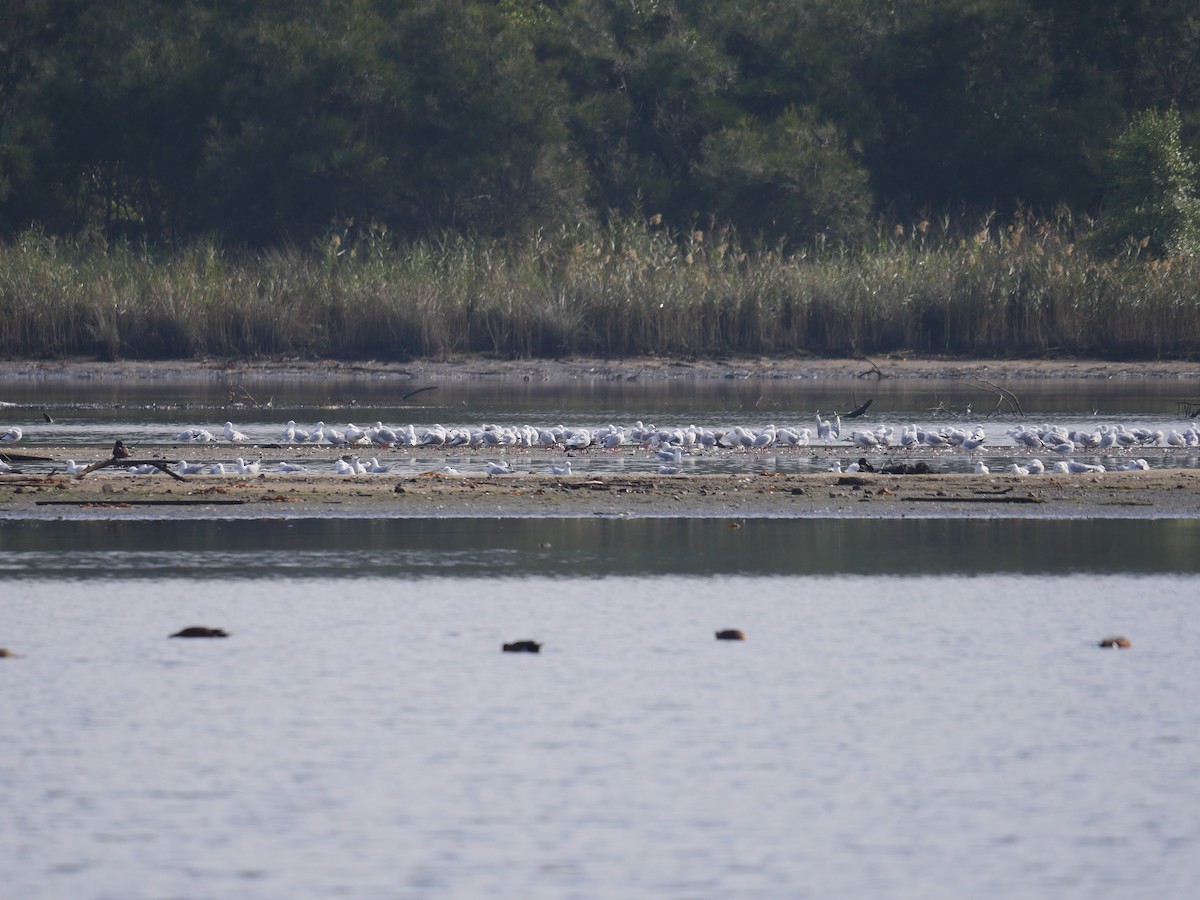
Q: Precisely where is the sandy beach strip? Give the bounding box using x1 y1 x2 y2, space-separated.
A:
3 468 1198 520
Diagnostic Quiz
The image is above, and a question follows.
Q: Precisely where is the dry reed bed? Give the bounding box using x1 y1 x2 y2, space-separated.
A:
1 219 1198 362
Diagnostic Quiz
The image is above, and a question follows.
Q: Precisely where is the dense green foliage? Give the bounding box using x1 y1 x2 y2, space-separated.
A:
2 0 1199 251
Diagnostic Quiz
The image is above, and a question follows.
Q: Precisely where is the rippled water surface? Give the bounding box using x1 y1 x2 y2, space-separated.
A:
2 518 1199 899
3 373 1199 475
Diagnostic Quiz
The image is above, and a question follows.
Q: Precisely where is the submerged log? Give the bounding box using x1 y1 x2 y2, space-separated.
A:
77 457 187 482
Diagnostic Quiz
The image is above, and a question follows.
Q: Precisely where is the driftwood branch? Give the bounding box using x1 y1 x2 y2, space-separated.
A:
858 356 886 379
77 457 187 482
842 399 874 419
966 377 1024 417
402 386 438 402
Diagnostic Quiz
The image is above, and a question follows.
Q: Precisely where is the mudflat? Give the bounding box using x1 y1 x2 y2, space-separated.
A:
3 467 1198 520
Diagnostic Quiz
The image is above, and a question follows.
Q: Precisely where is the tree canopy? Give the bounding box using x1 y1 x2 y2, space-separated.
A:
1 0 1198 250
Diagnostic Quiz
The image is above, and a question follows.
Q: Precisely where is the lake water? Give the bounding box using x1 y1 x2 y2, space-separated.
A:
3 373 1200 476
2 518 1199 899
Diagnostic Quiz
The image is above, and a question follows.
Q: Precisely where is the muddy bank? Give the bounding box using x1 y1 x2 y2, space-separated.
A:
4 469 1198 521
3 355 1199 385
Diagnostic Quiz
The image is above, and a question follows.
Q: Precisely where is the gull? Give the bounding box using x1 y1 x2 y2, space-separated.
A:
441 465 459 475
175 460 206 475
1116 458 1150 471
973 461 990 474
486 461 514 475
849 430 878 450
1028 458 1045 474
0 459 11 473
208 463 227 475
333 457 355 475
1010 463 1030 476
564 428 592 450
658 464 682 475
549 461 573 475
419 425 447 447
371 422 401 447
1 427 22 444
752 425 777 450
366 458 394 474
128 464 160 476
655 446 683 463
64 459 91 475
234 457 260 476
816 414 834 443
278 461 307 473
224 422 249 443
1009 426 1043 450
279 420 298 443
828 460 842 473
344 423 368 444
960 431 986 452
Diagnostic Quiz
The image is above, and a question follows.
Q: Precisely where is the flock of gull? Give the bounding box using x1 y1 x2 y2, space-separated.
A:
3 414 1192 477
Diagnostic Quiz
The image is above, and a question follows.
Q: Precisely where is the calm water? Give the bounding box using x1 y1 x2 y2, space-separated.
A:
2 519 1199 899
3 373 1200 476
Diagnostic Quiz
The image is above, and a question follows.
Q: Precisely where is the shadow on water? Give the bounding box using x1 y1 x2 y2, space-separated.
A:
2 517 1198 580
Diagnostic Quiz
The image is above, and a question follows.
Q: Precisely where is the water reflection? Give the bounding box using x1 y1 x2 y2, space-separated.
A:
2 517 1198 579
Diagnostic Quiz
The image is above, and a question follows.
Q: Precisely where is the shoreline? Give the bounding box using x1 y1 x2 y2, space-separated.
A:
4 468 1199 521
2 354 1200 385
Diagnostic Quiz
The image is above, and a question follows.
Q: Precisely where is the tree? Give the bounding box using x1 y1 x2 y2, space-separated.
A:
1098 106 1200 257
697 107 873 245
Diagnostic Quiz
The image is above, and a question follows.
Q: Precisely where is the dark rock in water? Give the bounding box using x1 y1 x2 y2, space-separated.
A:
880 461 935 475
1098 635 1131 648
715 629 746 641
503 640 541 653
170 626 229 639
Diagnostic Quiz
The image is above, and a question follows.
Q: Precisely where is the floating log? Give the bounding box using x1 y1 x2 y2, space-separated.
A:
902 495 1044 504
843 399 874 418
77 457 187 482
503 640 541 653
0 451 55 462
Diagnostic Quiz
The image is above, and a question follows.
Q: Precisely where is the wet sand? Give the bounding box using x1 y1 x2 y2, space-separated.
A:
4 466 1199 520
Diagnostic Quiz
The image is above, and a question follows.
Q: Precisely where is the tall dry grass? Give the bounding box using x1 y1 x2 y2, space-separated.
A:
0 216 1197 361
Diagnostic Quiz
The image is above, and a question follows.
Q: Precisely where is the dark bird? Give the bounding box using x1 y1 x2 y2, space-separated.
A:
856 457 875 473
43 412 54 423
715 629 746 641
170 626 229 639
1098 635 1131 649
503 640 542 653
0 647 19 658
112 440 131 459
